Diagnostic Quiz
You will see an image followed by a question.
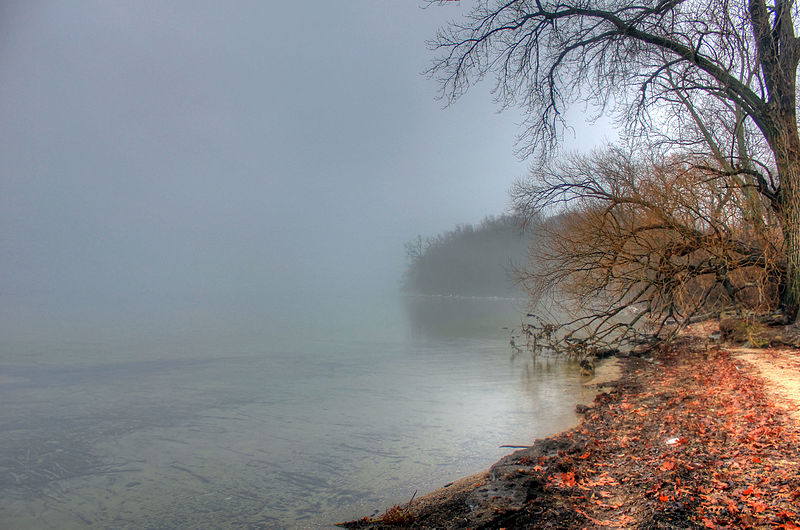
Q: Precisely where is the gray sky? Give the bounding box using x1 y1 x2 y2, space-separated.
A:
1 1 613 332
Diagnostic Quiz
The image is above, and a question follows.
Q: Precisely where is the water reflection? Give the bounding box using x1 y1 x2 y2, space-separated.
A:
402 294 526 340
0 295 591 528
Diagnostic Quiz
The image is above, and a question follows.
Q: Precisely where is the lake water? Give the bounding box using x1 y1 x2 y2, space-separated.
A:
0 294 595 528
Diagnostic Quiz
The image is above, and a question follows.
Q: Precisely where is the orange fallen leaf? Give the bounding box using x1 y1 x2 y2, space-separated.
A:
616 515 634 525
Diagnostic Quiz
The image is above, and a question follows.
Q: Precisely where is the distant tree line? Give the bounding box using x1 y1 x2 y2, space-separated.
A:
403 214 535 297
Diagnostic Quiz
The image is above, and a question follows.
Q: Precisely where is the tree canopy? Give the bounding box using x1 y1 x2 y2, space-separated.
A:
429 0 800 322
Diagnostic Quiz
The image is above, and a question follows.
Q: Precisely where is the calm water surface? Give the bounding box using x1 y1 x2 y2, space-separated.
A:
0 295 593 528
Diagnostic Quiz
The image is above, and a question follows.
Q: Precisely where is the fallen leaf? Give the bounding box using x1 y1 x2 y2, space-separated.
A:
616 515 634 525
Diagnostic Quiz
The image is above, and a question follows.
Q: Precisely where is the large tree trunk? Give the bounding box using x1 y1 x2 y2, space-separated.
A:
779 158 800 322
747 0 800 320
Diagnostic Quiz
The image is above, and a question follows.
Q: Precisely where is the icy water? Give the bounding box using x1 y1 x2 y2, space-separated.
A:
0 295 595 528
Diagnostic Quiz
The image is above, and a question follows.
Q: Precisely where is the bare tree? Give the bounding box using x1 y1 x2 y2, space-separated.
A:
512 146 782 350
428 0 800 320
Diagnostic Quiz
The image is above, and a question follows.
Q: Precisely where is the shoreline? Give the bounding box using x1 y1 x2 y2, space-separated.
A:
338 357 624 528
340 323 800 528
377 359 624 521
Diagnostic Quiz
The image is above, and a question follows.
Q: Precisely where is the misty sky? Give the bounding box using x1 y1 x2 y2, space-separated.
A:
1 1 613 335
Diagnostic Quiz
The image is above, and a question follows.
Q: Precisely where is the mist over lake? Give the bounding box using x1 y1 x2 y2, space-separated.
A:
0 2 612 528
0 293 595 528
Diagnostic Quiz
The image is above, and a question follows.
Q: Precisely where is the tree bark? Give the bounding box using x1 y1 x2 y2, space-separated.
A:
747 0 800 321
778 156 800 321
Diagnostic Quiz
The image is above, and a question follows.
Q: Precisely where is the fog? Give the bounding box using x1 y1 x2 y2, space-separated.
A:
1 1 610 341
0 4 623 525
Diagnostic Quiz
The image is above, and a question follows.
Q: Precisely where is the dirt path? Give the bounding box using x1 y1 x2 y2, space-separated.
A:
733 347 800 423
